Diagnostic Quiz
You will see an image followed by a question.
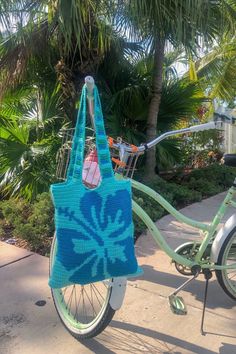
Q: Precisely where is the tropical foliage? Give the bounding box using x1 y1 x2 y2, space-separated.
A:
116 0 236 177
196 35 236 101
0 1 235 200
0 84 64 199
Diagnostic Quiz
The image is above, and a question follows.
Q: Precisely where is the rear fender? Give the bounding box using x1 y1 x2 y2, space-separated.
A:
210 214 236 263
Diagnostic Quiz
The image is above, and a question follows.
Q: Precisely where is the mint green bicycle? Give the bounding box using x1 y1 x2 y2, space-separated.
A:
50 77 236 340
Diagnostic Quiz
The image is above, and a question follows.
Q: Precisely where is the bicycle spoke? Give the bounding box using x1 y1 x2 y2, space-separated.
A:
91 284 103 307
102 280 110 289
60 287 68 302
228 273 236 281
73 286 78 320
90 285 96 317
75 288 83 321
83 286 98 317
67 285 75 314
226 264 236 274
91 283 105 301
81 287 88 323
62 287 68 295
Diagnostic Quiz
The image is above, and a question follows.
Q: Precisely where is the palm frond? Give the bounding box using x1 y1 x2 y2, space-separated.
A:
158 79 207 131
116 0 236 53
156 139 182 169
0 19 50 96
196 36 236 101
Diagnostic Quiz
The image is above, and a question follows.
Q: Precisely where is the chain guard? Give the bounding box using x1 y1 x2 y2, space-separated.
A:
173 242 212 276
174 242 203 276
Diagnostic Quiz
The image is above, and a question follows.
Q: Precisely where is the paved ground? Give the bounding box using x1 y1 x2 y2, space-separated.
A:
1 192 236 353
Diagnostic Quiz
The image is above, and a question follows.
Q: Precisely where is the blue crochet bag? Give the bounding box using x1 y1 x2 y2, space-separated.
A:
49 84 142 288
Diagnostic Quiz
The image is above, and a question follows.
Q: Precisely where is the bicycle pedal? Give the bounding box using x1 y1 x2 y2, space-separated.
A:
168 295 187 315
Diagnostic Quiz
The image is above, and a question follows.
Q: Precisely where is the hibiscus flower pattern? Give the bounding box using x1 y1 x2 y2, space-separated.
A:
53 189 139 285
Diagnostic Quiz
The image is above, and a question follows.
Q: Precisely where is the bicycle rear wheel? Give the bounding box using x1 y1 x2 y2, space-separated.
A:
49 236 116 340
216 227 236 300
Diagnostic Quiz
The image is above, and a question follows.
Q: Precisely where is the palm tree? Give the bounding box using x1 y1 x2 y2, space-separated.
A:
116 0 236 178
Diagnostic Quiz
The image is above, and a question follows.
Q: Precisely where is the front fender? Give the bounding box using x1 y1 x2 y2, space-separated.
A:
109 277 127 310
210 214 236 263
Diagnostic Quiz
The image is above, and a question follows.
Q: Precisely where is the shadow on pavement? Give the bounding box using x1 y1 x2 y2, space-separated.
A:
81 338 117 354
93 320 217 354
135 233 201 259
219 343 236 354
132 264 236 311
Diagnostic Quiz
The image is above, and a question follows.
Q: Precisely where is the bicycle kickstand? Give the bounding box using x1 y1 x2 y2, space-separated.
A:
200 269 213 336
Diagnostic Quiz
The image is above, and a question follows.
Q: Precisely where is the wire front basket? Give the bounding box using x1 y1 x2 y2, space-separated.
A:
56 128 144 184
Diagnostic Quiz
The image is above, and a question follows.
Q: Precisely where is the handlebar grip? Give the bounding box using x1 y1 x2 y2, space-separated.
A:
189 121 216 132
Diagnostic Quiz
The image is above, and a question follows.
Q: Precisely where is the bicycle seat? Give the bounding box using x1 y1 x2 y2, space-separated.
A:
222 154 236 167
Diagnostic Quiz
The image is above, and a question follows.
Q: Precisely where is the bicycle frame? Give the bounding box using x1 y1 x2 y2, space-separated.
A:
130 178 236 271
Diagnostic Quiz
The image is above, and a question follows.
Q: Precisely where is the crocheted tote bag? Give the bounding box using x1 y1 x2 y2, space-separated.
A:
49 84 142 289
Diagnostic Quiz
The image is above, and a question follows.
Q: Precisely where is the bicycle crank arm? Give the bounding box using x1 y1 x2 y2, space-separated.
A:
168 265 201 315
170 267 200 297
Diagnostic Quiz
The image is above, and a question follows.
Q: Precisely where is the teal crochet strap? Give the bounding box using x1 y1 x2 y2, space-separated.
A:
66 87 86 180
67 85 114 182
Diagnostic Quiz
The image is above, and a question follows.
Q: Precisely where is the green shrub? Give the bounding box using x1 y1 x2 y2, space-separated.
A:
0 193 54 253
144 176 202 207
0 199 30 226
132 190 166 239
132 176 202 237
167 183 202 206
133 213 147 239
186 177 223 196
13 224 43 247
28 193 54 236
185 164 235 188
180 164 235 196
132 163 235 237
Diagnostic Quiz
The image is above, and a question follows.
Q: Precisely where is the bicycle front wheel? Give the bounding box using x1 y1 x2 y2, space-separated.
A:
49 236 116 340
216 227 236 300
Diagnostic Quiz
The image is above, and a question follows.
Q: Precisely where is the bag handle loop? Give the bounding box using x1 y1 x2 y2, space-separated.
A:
67 83 114 183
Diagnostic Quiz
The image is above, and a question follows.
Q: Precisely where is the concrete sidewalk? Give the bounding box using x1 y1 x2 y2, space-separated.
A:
1 192 236 353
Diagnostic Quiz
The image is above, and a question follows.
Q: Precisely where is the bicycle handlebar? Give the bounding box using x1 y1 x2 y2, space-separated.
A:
188 121 216 132
140 121 217 152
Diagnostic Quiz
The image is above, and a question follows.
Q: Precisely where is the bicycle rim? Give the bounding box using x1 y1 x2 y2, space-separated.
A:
50 237 114 335
219 231 236 297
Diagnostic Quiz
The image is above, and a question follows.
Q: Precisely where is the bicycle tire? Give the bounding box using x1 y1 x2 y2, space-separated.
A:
215 226 236 300
49 236 116 340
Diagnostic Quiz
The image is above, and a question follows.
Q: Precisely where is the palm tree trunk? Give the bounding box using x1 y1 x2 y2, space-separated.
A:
145 37 165 179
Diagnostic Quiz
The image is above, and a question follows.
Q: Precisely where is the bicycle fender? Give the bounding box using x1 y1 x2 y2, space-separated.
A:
210 214 236 263
109 277 127 310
